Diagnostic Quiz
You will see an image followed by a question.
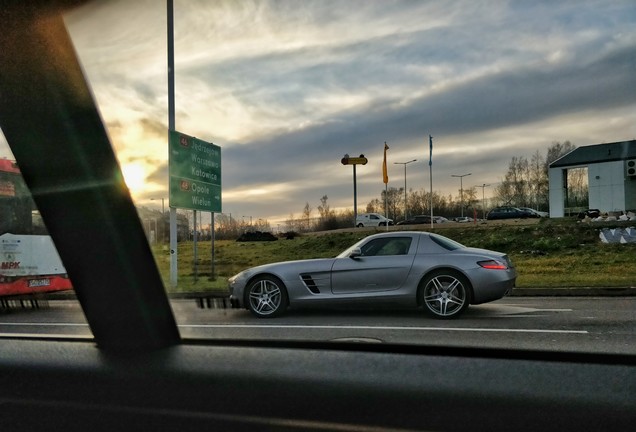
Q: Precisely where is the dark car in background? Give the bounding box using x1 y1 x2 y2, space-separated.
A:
396 215 434 225
519 207 549 218
486 206 535 220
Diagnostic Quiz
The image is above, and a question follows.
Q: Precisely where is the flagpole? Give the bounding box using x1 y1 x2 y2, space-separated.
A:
429 135 433 230
382 142 389 231
384 183 388 231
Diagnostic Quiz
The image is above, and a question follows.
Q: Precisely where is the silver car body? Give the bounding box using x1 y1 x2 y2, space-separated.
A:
229 231 516 318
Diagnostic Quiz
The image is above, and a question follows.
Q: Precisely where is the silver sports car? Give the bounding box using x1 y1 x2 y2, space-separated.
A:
229 231 516 319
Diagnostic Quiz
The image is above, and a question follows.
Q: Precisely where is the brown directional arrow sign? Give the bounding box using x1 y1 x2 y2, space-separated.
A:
341 155 368 165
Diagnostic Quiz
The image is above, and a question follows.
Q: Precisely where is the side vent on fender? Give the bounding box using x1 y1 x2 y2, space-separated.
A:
301 274 321 294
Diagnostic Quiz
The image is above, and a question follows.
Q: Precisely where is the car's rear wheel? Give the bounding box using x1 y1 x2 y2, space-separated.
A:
246 276 288 318
420 270 471 319
356 223 364 227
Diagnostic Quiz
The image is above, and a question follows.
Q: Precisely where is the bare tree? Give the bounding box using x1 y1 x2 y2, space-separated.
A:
546 141 576 167
317 195 339 230
302 202 312 232
381 187 402 220
285 213 298 233
494 156 531 206
462 186 478 213
317 195 331 219
366 199 381 213
529 150 547 209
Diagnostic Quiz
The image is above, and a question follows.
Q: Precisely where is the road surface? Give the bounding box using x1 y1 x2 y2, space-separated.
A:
1 297 634 355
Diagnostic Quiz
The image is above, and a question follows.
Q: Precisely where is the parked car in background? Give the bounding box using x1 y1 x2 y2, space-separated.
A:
396 215 433 225
577 208 601 219
229 231 517 319
519 207 549 218
453 216 474 223
433 216 450 223
486 206 533 220
356 212 393 227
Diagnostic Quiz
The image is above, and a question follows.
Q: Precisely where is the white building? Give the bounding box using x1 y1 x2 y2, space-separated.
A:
548 140 636 217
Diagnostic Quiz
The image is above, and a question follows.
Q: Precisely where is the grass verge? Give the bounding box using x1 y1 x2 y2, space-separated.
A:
151 218 636 294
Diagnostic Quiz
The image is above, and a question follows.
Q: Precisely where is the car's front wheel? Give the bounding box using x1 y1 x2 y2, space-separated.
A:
420 270 471 319
246 276 288 318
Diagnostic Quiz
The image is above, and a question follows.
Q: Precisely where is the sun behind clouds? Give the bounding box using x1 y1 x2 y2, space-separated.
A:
121 163 146 195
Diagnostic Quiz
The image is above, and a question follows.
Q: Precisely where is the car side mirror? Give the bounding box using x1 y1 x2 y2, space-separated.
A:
349 248 362 259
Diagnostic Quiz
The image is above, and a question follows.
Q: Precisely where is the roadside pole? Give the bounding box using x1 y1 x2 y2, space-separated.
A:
382 142 389 231
168 0 177 288
210 212 215 279
341 154 368 227
429 135 433 230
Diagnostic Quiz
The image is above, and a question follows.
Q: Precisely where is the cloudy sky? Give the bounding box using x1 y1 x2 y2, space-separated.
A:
1 0 635 225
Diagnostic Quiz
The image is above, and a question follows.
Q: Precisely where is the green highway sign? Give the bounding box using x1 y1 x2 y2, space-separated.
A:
169 130 221 212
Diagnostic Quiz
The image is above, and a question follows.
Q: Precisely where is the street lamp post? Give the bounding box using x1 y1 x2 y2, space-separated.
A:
477 183 490 220
151 197 165 214
451 173 472 217
394 159 417 221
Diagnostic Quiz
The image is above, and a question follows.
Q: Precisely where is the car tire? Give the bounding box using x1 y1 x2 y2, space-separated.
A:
356 223 364 228
246 275 288 318
420 270 471 319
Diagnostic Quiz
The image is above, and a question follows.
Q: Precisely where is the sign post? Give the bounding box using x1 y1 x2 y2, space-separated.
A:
341 154 368 227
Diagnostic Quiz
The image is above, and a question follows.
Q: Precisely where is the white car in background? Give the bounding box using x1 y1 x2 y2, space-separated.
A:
355 212 393 227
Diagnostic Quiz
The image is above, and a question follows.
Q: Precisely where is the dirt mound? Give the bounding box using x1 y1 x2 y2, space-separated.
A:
236 231 278 242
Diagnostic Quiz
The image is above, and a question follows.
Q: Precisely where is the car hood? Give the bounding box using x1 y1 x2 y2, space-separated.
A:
230 257 337 281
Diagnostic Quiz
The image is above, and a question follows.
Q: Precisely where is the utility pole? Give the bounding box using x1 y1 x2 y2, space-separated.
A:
477 183 490 219
394 159 416 220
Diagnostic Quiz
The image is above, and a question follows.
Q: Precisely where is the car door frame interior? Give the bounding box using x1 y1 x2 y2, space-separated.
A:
0 2 634 431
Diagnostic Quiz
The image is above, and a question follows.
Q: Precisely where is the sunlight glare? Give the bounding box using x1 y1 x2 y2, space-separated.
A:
121 163 146 194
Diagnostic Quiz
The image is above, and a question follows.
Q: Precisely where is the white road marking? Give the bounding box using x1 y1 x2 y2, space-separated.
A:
179 324 588 334
0 322 587 335
0 322 88 326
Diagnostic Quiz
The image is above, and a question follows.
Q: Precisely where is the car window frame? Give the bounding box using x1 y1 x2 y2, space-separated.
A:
0 2 179 351
1 4 635 431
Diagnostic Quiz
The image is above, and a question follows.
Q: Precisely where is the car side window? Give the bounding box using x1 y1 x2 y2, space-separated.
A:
360 238 412 256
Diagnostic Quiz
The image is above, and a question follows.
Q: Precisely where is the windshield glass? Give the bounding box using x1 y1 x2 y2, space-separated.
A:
1 0 635 355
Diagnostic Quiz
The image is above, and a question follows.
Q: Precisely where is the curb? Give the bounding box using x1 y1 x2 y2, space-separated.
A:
509 287 636 296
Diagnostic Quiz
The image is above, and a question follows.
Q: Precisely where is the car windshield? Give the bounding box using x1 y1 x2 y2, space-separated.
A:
1 0 635 356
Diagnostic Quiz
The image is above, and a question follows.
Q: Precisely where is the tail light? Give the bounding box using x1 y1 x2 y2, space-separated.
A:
477 259 508 270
